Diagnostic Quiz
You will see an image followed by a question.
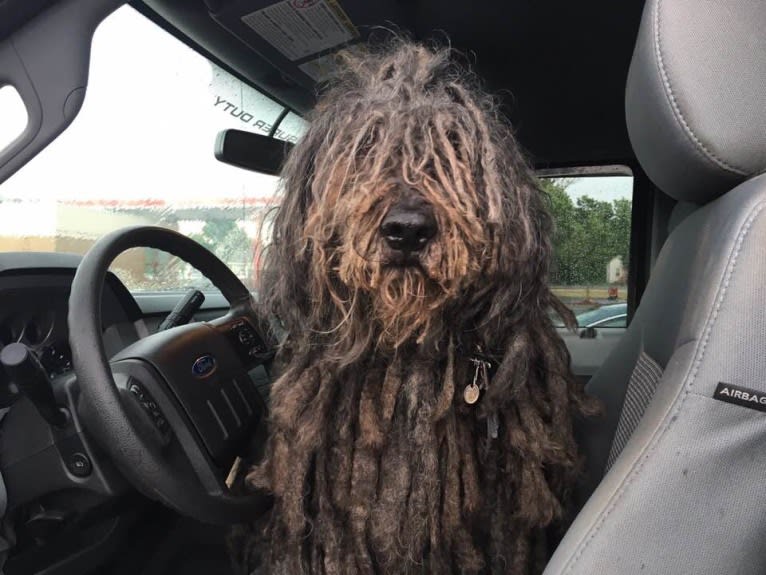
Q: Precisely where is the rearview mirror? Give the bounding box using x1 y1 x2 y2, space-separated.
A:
214 129 293 176
579 326 598 339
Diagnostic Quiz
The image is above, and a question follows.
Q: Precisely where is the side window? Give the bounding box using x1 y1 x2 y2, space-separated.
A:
540 172 634 328
0 85 28 153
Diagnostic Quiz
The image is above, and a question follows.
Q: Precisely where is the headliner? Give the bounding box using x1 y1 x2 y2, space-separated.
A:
134 0 646 168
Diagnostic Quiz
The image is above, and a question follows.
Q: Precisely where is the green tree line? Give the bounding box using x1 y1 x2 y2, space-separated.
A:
542 179 631 286
190 219 250 264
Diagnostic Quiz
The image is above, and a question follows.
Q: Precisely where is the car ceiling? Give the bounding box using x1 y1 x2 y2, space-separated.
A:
135 0 646 168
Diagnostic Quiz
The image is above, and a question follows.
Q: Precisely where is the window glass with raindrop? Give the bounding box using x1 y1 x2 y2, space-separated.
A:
0 6 306 294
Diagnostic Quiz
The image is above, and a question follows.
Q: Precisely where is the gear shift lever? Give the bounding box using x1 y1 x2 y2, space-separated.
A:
1 343 67 427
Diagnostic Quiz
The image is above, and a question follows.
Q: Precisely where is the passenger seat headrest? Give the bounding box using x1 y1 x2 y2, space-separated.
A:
626 0 766 204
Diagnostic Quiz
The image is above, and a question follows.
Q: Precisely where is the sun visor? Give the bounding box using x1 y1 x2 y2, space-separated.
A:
0 0 124 186
204 0 405 88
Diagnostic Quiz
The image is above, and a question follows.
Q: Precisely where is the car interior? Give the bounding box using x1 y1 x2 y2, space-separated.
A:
1 0 765 573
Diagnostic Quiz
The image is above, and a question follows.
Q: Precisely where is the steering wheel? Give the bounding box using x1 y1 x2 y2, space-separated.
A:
68 226 272 524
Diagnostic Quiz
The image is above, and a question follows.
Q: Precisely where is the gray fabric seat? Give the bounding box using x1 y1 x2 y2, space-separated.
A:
544 1 766 574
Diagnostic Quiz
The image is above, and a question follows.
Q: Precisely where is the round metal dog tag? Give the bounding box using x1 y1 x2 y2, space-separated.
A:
463 383 480 404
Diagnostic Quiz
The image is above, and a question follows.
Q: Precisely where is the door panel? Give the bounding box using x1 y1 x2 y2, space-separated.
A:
558 327 626 381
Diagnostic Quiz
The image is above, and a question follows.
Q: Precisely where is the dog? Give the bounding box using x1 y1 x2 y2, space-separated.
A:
237 39 597 575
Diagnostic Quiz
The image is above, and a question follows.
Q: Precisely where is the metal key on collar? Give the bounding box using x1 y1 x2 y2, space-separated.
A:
463 353 499 439
463 356 491 405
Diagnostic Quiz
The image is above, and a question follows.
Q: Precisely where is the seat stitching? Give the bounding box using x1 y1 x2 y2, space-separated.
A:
560 199 766 574
653 0 748 176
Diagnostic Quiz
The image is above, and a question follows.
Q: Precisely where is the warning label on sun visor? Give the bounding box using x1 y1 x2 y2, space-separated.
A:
298 43 364 82
242 0 358 61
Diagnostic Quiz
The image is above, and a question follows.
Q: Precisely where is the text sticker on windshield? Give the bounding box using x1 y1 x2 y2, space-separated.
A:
242 0 358 62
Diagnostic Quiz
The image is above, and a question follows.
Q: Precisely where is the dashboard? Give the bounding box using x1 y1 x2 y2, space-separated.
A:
0 254 175 574
0 264 143 405
0 308 72 379
0 254 147 500
0 288 73 382
0 253 268 575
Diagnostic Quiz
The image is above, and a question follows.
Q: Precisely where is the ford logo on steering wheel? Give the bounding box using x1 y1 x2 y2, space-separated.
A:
192 354 217 378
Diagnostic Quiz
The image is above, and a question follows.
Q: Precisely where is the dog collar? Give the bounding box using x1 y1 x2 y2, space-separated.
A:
463 355 491 404
460 346 500 439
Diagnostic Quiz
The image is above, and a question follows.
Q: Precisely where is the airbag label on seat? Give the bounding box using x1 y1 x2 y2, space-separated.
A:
714 382 766 413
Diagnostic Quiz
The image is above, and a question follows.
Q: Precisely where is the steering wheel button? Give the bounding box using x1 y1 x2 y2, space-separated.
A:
127 381 170 435
128 382 145 400
237 329 256 346
66 452 92 478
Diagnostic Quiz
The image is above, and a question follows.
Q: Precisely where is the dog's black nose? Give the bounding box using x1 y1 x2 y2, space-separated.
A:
380 200 437 253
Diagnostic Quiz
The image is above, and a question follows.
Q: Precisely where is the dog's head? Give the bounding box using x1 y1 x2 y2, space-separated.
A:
266 41 552 352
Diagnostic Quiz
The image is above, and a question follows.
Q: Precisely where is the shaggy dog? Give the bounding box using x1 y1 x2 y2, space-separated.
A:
237 40 596 575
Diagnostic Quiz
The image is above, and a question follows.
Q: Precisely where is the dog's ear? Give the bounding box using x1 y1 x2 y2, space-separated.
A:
479 172 555 296
257 132 317 335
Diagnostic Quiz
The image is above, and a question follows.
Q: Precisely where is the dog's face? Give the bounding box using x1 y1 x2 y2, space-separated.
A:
272 45 548 349
301 107 506 347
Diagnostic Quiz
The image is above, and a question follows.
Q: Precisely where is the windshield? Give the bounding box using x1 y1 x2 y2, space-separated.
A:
0 6 306 293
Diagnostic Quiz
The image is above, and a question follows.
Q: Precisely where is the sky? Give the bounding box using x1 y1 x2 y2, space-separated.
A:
564 176 633 203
